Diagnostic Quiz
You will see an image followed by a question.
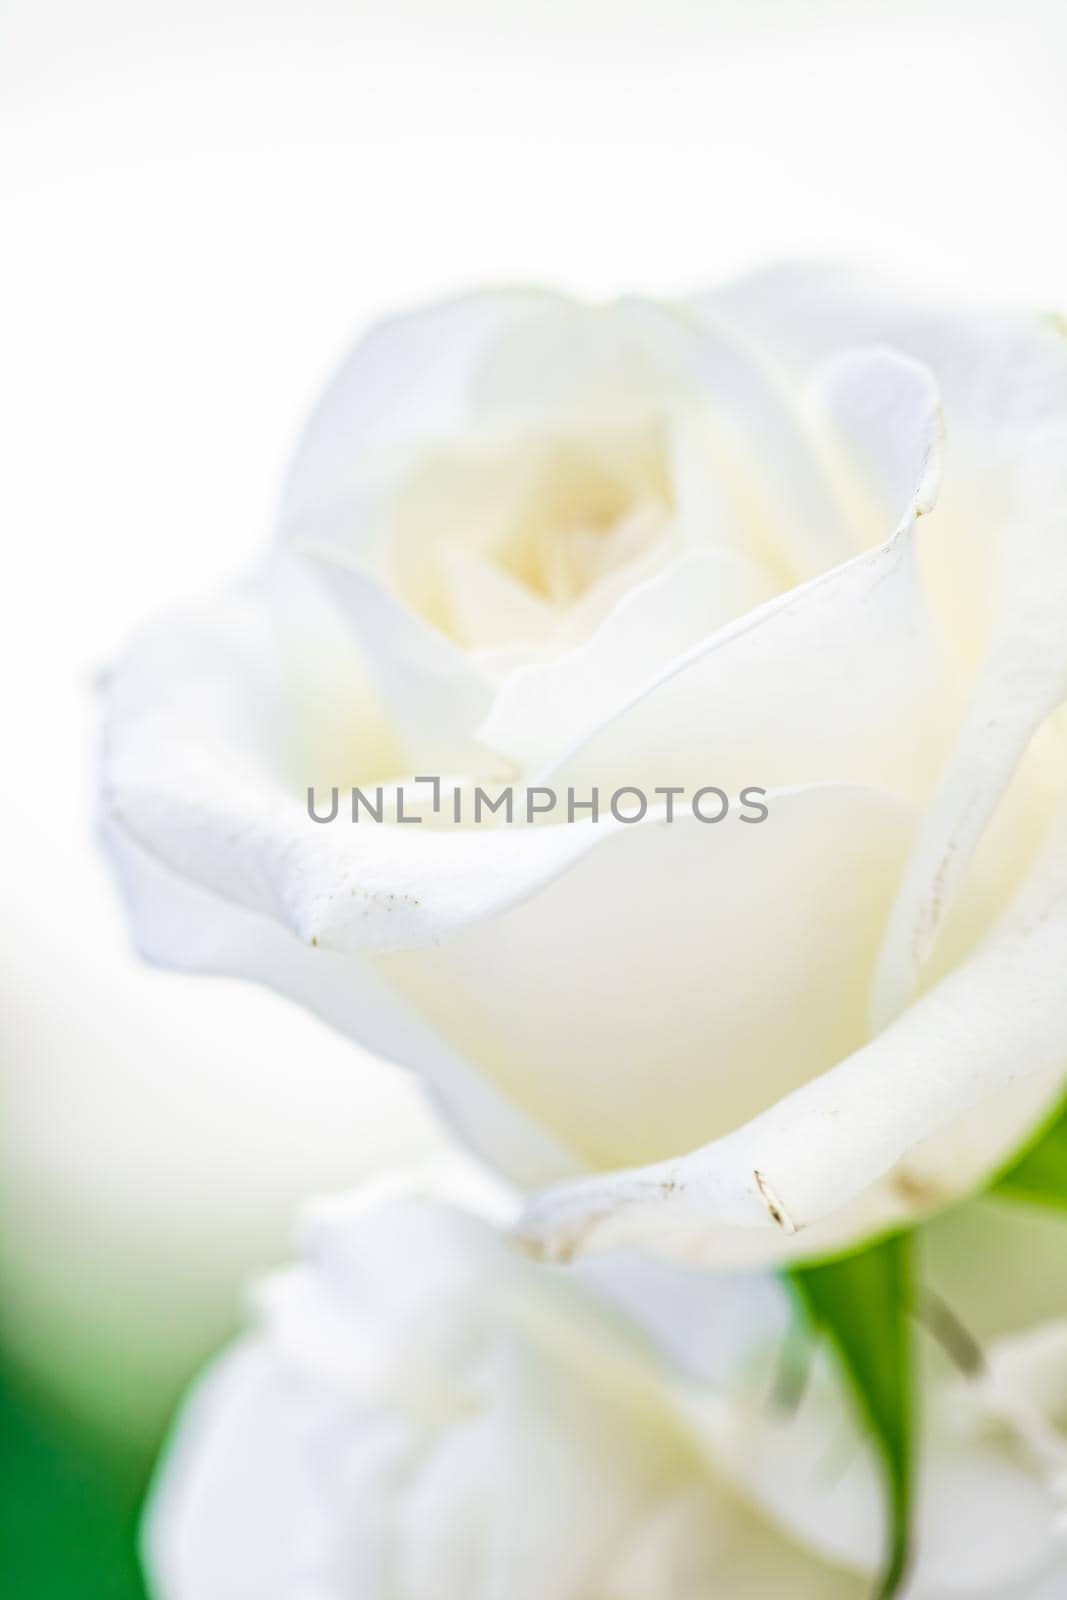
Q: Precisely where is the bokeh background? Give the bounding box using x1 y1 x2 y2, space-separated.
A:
4 0 1067 1591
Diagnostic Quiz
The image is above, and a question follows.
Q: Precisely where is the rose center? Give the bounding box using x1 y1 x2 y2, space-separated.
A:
391 425 674 651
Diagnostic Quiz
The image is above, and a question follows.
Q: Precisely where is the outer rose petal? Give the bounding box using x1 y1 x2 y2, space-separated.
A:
103 819 577 1189
870 431 1067 1028
706 267 1067 1016
379 784 918 1175
708 266 1067 450
100 571 669 956
517 820 1067 1263
809 345 944 533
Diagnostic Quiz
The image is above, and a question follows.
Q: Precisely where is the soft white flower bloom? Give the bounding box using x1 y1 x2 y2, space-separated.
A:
145 1189 1067 1600
101 268 1067 1265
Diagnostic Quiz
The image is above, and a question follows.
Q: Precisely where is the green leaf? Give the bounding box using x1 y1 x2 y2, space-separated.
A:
994 1093 1067 1211
787 1231 915 1599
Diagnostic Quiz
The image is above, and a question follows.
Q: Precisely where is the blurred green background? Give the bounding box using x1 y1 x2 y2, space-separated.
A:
2 1365 150 1600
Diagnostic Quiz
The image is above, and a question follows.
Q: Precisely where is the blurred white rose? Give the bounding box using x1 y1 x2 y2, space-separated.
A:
101 269 1067 1267
145 1188 1067 1600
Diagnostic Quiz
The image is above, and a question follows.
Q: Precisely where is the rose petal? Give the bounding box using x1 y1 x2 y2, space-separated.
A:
298 541 497 771
517 819 1067 1263
540 514 961 802
279 289 573 543
809 344 943 535
142 1342 338 1600
103 818 577 1188
871 430 1067 1028
379 784 918 1176
480 544 777 773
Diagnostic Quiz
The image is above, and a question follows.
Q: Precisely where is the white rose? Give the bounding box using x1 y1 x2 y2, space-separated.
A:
101 268 1067 1265
144 1187 1067 1600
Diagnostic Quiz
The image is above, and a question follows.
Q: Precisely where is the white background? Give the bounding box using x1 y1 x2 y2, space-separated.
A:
3 0 1067 1441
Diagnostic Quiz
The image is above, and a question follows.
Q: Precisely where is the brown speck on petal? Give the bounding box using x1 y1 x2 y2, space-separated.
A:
754 1169 797 1233
890 1164 949 1210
